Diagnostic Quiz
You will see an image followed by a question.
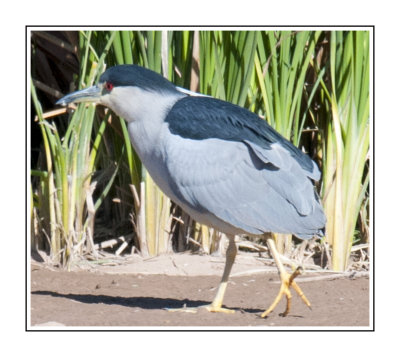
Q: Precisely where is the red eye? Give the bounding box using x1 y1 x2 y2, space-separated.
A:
105 82 114 91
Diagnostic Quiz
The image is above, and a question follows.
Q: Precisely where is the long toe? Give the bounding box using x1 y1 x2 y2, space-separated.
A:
261 268 311 318
203 304 236 314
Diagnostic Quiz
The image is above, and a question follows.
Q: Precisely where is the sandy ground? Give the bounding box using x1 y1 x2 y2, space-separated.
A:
30 253 370 329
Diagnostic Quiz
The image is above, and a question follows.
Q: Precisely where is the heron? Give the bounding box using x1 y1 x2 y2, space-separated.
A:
57 64 326 317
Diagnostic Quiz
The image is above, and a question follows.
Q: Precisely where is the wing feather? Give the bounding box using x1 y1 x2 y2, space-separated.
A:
163 134 325 238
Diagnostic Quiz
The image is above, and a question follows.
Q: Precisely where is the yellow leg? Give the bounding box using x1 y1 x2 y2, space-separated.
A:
205 236 237 313
166 236 237 314
261 238 311 318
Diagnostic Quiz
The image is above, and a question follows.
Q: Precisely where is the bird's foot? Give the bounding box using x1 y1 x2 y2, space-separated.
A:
261 267 311 318
202 304 235 314
165 304 235 314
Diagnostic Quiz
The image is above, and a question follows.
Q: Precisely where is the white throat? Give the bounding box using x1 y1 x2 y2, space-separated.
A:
101 86 185 162
101 86 184 124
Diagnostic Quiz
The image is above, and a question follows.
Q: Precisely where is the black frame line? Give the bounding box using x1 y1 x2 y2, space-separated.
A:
26 25 375 332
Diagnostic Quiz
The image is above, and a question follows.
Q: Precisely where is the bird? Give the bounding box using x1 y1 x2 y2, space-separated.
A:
57 64 326 317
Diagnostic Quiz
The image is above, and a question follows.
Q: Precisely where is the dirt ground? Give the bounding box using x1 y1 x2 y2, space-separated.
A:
30 253 370 329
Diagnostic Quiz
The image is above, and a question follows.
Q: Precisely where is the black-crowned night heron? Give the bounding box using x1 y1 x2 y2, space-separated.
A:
57 64 326 317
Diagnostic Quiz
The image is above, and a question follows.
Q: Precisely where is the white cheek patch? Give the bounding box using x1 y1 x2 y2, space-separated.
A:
101 86 184 124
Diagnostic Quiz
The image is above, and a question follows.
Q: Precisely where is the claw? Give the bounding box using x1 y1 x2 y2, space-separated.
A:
203 304 235 314
261 267 311 318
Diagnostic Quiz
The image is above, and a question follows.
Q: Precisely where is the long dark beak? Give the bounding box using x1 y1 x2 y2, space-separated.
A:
56 85 102 106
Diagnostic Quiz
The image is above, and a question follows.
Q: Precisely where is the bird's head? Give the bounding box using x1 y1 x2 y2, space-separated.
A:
56 65 184 123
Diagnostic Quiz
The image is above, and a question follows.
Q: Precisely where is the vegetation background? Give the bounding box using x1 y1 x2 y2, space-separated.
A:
30 29 370 272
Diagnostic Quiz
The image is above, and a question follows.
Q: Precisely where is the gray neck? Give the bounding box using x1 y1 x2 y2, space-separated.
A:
104 86 184 160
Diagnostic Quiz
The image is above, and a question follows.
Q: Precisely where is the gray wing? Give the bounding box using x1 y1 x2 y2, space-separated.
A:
163 134 326 239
